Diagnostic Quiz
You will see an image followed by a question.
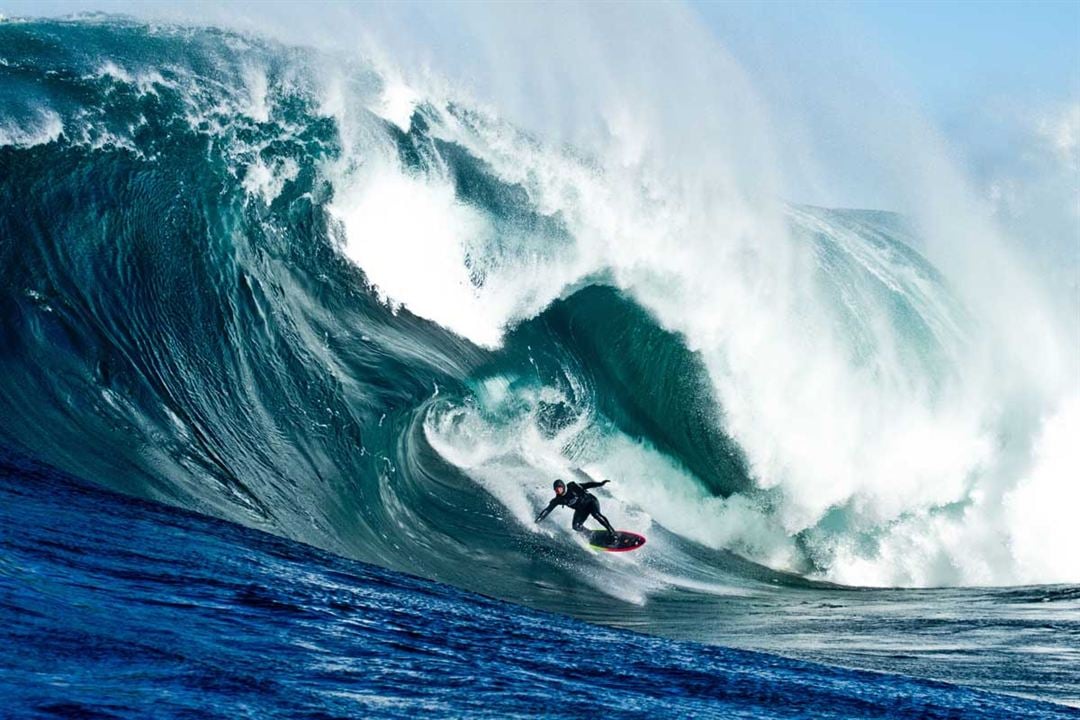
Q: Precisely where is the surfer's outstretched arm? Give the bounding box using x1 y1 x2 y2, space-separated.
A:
579 479 610 490
535 498 560 523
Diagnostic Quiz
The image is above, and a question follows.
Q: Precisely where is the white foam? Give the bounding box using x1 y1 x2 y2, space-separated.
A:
374 79 418 132
0 109 63 148
589 437 799 571
241 63 271 122
1004 394 1080 584
329 161 505 346
242 157 299 204
98 61 135 84
94 61 171 96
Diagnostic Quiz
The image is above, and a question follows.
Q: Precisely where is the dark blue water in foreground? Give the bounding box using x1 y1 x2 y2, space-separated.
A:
1 449 1075 720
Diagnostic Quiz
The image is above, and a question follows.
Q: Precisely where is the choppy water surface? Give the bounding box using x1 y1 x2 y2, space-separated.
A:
2 451 1076 718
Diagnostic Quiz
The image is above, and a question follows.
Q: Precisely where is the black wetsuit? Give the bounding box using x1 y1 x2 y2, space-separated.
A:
535 481 615 534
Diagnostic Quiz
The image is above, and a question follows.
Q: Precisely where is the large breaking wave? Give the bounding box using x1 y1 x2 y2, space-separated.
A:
1 12 1077 636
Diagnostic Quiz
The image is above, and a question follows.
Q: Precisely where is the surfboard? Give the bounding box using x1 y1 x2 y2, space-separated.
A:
587 530 646 552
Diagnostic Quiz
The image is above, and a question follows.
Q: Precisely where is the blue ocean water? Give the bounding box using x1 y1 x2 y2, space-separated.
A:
2 448 1075 719
0 15 1078 716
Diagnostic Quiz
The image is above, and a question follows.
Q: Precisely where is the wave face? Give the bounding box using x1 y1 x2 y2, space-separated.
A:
1 18 1079 698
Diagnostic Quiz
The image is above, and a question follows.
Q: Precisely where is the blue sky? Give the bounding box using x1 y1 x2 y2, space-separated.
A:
694 0 1079 117
851 1 1079 109
689 0 1078 219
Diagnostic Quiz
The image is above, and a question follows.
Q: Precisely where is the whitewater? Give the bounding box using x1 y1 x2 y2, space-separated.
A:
0 6 1077 710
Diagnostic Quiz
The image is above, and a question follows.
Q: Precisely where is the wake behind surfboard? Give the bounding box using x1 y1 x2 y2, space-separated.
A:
588 530 646 552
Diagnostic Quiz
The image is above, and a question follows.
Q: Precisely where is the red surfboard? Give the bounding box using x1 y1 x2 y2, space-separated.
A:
588 530 646 552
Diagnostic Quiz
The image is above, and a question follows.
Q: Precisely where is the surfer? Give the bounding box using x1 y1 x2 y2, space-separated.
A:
535 478 616 536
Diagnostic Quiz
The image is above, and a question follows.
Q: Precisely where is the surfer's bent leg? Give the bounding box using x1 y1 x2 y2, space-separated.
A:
571 505 590 533
591 507 615 535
